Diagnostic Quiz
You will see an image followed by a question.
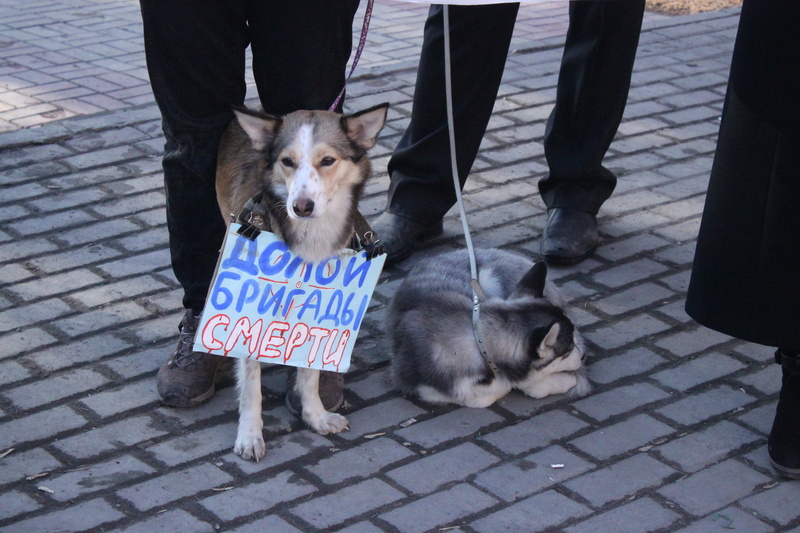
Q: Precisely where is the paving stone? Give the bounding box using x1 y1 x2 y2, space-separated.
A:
7 268 105 301
53 415 167 460
335 397 427 442
471 489 590 533
572 383 672 422
44 454 156 502
25 332 132 372
479 409 588 456
565 497 681 533
290 478 405 530
652 352 747 390
52 300 151 336
142 422 237 467
473 445 595 502
0 298 73 335
386 442 500 494
380 484 498 533
585 314 672 351
655 420 761 473
115 509 215 533
658 459 771 517
79 378 158 417
736 364 781 396
0 490 41 520
588 347 667 385
654 327 734 357
305 437 415 485
226 514 303 533
565 453 677 508
117 462 234 512
671 506 773 533
5 366 109 410
740 481 800 527
570 414 675 461
0 405 88 450
0 327 59 361
396 407 505 449
592 283 676 316
655 385 756 426
733 404 773 439
2 497 124 533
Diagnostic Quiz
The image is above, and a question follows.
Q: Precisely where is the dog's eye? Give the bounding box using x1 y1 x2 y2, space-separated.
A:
320 156 336 167
280 157 294 168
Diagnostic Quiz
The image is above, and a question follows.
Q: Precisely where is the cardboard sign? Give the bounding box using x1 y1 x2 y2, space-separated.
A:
193 223 385 372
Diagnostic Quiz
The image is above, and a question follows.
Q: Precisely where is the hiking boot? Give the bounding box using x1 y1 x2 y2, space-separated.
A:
285 368 345 417
157 309 225 407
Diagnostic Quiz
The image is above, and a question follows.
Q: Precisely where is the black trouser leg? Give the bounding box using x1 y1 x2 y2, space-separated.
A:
540 0 645 214
385 4 519 225
141 0 248 311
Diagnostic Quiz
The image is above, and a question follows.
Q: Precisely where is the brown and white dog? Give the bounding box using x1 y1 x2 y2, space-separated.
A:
215 102 389 460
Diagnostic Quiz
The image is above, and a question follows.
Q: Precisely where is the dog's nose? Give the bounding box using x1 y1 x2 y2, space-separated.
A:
292 199 315 217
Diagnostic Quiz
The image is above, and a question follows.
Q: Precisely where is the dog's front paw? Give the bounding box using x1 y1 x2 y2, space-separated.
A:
305 410 349 435
234 430 266 461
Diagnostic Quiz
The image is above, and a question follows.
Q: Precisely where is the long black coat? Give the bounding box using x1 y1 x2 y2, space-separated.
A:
685 0 800 349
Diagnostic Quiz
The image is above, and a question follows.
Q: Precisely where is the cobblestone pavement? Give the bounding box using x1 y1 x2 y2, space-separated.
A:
3 2 799 532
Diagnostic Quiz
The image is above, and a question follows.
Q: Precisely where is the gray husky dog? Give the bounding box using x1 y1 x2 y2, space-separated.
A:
388 248 590 407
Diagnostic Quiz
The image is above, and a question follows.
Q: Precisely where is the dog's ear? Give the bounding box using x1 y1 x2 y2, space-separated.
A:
342 103 389 151
534 322 561 360
233 106 281 152
512 261 547 299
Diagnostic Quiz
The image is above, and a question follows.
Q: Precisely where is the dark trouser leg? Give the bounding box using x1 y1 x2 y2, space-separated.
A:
140 0 248 311
247 1 359 115
385 4 519 225
539 0 645 214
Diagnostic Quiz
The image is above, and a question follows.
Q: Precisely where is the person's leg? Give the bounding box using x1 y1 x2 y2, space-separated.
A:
539 0 645 264
141 0 248 406
374 4 518 265
246 0 359 115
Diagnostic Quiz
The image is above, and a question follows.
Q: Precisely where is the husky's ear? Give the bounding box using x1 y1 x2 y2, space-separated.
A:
537 322 561 358
342 103 389 151
513 261 548 298
232 106 281 152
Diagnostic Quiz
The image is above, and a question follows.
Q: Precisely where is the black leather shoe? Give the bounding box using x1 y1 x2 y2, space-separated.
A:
768 349 800 479
371 211 443 267
540 208 599 265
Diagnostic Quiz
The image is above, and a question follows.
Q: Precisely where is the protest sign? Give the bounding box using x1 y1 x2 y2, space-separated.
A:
192 223 385 373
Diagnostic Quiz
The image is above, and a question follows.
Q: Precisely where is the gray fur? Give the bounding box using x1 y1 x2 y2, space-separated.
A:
388 249 590 407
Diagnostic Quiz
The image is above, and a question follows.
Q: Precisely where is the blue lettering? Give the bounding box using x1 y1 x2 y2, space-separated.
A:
258 240 291 275
315 257 341 286
210 271 240 310
235 278 260 313
258 285 285 316
343 253 372 288
222 235 258 276
282 288 306 318
297 289 323 322
352 294 370 330
319 290 343 326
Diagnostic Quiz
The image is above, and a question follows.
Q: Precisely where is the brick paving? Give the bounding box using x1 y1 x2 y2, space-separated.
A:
2 1 799 532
